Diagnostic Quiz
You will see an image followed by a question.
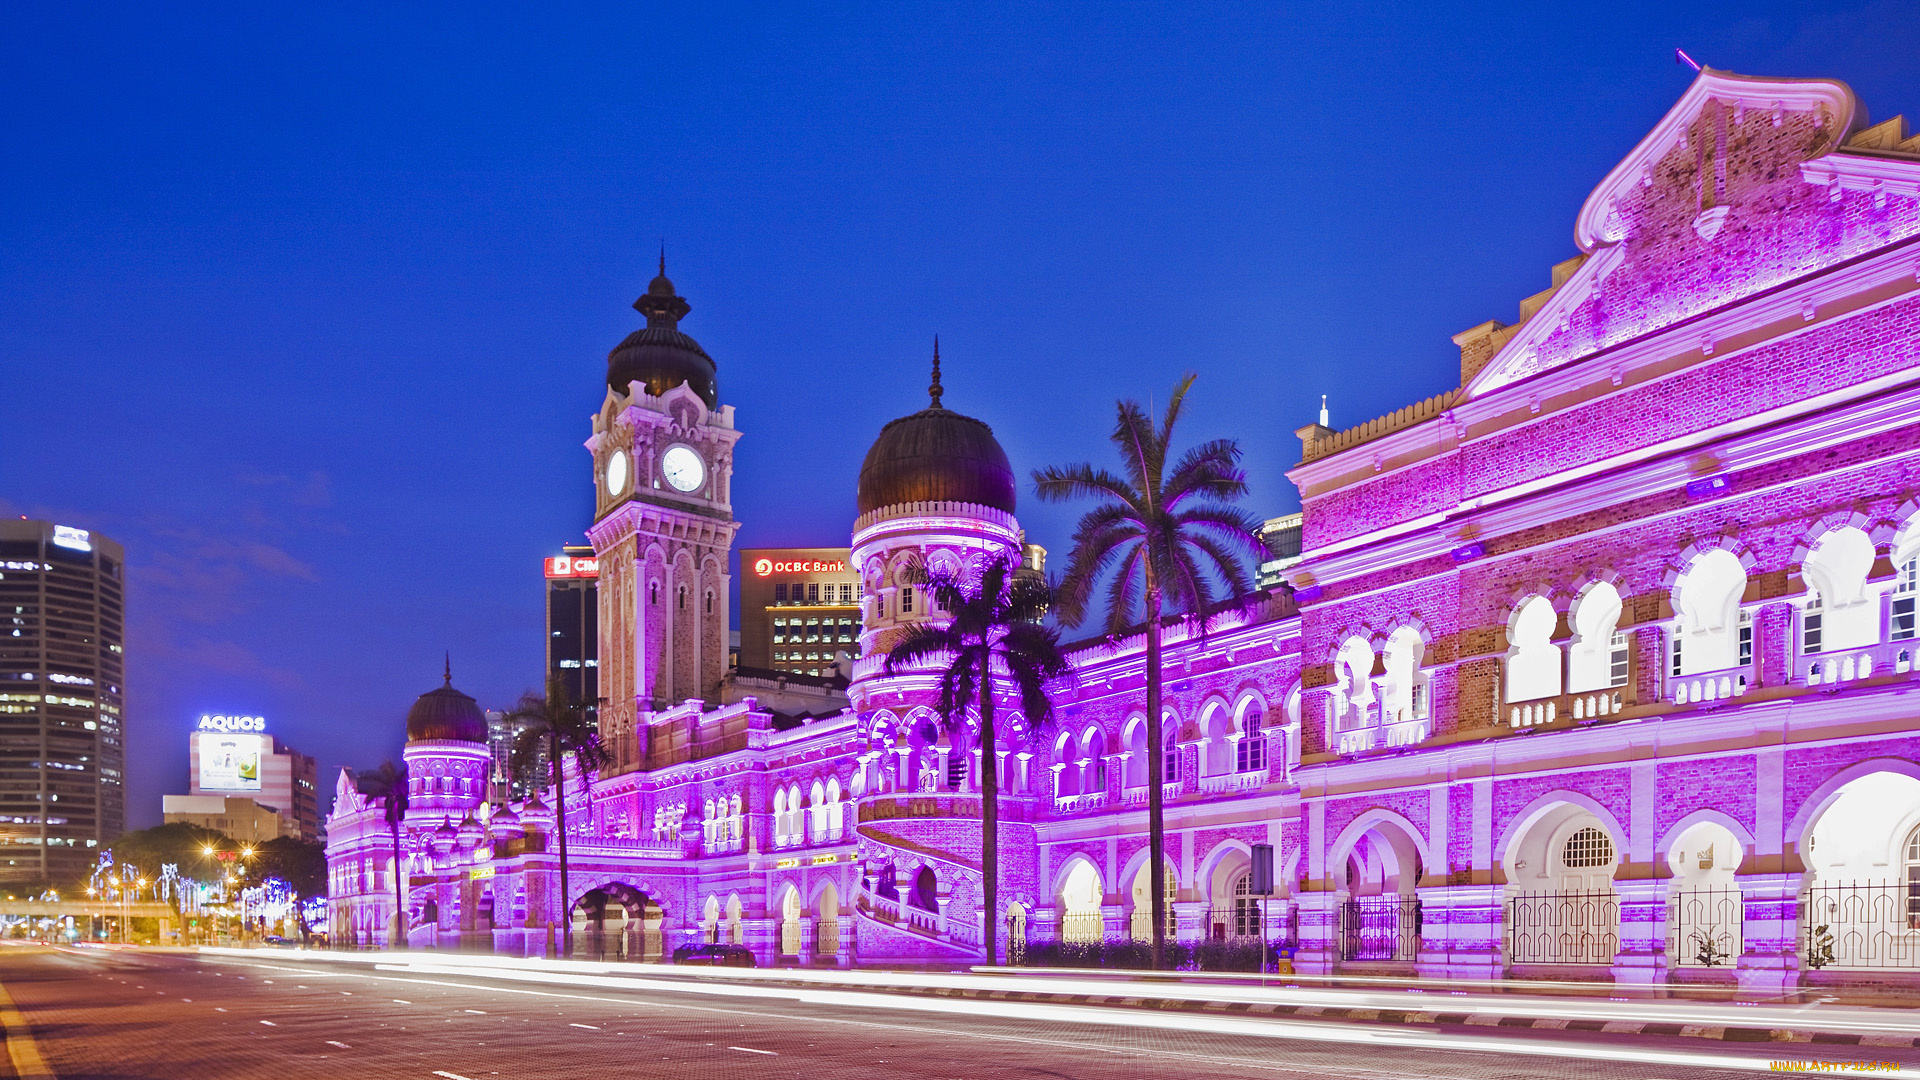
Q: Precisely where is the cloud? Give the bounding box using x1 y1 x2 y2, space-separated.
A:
236 469 334 509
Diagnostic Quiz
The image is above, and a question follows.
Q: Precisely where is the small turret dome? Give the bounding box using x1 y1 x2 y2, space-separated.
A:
405 663 488 743
605 253 717 408
856 340 1015 515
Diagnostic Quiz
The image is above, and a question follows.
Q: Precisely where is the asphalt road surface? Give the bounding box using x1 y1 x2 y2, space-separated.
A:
2 945 1910 1079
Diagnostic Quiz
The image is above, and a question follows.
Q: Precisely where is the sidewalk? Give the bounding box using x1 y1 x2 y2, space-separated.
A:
215 947 1920 1051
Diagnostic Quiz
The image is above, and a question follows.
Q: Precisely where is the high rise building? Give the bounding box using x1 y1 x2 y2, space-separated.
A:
0 520 126 886
736 548 863 677
543 546 599 709
183 714 319 841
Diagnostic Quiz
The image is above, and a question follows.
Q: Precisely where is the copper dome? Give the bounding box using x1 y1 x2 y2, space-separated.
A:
605 256 717 408
856 342 1016 515
406 676 487 743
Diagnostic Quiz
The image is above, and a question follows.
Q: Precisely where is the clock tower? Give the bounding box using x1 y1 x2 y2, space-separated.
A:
585 259 741 773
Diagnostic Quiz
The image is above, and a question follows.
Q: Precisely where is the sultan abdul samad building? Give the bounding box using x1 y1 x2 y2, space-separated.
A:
329 70 1920 992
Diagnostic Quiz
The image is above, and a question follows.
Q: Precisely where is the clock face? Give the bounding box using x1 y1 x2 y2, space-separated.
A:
661 444 705 493
604 449 629 497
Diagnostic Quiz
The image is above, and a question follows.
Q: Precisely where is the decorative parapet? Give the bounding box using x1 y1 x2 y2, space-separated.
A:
1298 389 1460 464
852 500 1021 539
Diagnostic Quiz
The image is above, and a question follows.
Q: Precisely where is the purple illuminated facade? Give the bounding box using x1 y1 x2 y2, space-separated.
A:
328 70 1920 991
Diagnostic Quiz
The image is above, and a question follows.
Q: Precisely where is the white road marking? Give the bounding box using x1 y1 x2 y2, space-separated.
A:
432 1072 478 1080
464 1009 486 1014
260 1020 277 1026
326 1040 351 1049
215 1007 228 1013
569 1022 600 1030
393 999 412 1004
729 1046 777 1055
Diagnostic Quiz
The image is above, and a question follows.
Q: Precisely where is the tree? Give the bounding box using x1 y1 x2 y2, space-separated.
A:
355 760 410 948
255 836 328 941
505 676 610 957
1033 373 1266 969
884 554 1071 967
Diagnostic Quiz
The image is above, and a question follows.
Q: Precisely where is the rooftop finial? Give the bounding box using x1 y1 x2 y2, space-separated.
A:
443 652 452 686
929 335 943 409
1319 395 1330 428
659 241 666 276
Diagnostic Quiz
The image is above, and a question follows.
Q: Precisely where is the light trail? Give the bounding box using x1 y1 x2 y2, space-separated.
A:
213 947 1915 1037
198 951 1803 1076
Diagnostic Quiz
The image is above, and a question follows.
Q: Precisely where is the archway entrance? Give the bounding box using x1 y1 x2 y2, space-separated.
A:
1335 823 1421 963
1801 771 1920 971
570 883 658 961
1502 804 1620 966
1666 820 1743 969
814 883 840 962
778 887 803 959
1057 861 1102 943
1128 860 1176 943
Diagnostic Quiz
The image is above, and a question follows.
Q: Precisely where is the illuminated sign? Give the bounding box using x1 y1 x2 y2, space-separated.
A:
753 559 846 577
774 858 800 869
197 733 263 792
470 866 495 880
198 714 265 733
51 526 91 553
46 674 93 686
810 853 839 866
545 556 600 579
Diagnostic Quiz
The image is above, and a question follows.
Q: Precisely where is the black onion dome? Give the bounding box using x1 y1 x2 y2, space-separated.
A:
406 672 487 743
606 255 717 408
856 341 1016 515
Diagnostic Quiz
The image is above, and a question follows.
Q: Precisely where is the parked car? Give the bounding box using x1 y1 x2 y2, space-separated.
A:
671 943 755 967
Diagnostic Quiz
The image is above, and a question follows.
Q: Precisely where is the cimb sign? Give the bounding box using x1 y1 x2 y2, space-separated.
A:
198 714 266 734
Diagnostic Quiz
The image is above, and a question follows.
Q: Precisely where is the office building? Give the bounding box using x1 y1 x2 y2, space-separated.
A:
161 794 291 844
737 548 862 677
544 546 599 709
0 520 125 887
185 714 319 841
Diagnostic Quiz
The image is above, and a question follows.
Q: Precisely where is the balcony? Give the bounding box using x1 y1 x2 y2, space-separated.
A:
1670 663 1749 706
1196 770 1266 796
1119 781 1183 808
1803 640 1917 688
1053 791 1108 814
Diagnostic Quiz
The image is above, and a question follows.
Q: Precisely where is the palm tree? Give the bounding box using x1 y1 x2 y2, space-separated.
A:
505 676 610 958
1033 373 1266 969
355 760 410 948
885 554 1071 967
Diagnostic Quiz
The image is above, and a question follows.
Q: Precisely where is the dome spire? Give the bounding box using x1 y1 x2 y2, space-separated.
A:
443 652 452 686
634 250 690 329
929 336 943 410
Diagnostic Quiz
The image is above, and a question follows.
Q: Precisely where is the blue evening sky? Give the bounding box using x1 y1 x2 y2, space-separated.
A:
4 3 1916 827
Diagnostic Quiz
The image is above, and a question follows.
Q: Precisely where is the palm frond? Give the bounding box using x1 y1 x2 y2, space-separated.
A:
1031 463 1141 508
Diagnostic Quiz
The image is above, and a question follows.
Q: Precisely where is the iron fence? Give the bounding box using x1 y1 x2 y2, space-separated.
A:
1505 890 1618 965
1206 901 1264 942
1059 911 1104 944
1801 881 1920 971
1667 887 1743 968
1340 895 1419 961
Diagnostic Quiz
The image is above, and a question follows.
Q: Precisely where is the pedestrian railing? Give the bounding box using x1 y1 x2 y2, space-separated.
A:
1505 890 1618 965
1667 887 1742 967
1340 895 1419 962
1802 881 1920 971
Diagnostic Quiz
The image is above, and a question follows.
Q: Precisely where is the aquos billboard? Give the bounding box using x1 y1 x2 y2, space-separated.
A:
196 715 265 792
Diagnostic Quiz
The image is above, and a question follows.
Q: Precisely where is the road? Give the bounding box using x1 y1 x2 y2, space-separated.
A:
0 945 1910 1079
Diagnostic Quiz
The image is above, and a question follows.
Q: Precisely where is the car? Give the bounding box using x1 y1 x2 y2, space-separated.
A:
671 942 756 967
261 935 298 947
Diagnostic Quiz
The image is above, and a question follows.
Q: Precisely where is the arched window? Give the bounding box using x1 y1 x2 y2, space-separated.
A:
1803 527 1878 654
825 777 844 839
1906 825 1920 931
772 789 788 845
1236 707 1265 773
1123 719 1148 788
1894 556 1917 642
810 780 827 840
1055 736 1080 797
1382 628 1427 724
1162 723 1180 784
1201 706 1234 777
1506 596 1562 702
1333 637 1376 733
1231 872 1259 938
1562 827 1615 869
1568 582 1625 693
1675 548 1747 675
